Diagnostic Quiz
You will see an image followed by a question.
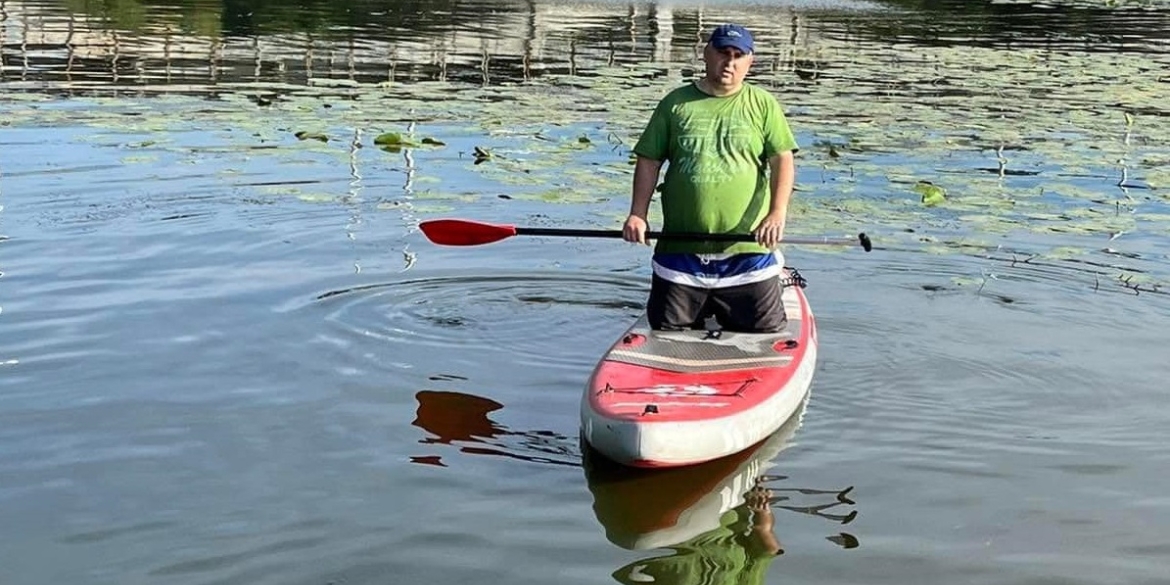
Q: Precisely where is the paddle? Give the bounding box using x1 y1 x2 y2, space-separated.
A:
419 219 873 252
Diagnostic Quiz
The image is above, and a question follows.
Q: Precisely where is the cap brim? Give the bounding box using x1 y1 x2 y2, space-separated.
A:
710 40 753 53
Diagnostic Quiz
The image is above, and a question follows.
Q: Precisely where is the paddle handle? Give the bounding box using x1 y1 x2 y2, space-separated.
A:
516 227 871 251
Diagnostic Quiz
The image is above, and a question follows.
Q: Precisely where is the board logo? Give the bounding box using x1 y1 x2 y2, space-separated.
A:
643 384 720 396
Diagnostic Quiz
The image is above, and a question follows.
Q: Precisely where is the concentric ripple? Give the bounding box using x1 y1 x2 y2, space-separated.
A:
313 272 648 370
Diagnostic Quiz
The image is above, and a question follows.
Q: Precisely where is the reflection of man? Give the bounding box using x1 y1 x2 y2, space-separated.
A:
611 483 782 585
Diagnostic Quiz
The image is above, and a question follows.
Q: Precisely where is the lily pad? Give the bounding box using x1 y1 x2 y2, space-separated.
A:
374 132 413 146
914 181 947 207
294 131 328 142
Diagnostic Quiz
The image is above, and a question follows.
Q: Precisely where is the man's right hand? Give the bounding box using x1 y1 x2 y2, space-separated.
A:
622 215 650 245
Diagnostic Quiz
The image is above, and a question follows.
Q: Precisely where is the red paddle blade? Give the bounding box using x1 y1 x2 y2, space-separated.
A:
418 219 518 246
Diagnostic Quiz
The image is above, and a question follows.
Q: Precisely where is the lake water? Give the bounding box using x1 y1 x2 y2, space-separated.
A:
2 0 1169 584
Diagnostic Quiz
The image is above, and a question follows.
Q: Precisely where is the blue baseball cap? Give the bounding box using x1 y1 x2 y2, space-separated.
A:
709 24 754 54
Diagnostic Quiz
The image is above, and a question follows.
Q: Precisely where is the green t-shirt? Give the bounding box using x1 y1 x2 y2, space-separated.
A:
633 83 799 255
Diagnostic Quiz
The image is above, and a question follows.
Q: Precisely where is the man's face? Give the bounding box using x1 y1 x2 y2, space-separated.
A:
704 44 753 87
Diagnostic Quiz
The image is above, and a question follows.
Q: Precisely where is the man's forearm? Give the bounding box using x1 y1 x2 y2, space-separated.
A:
752 524 783 556
630 156 663 218
768 151 795 216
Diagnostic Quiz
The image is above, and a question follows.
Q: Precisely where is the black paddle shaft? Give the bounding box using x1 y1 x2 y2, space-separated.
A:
514 227 873 252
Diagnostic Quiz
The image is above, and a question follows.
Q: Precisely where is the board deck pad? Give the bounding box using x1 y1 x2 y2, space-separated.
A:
603 287 803 375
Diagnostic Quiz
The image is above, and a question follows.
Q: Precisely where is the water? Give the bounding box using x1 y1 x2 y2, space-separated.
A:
2 0 1169 583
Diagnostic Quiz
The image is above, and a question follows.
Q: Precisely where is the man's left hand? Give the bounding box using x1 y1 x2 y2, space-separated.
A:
754 214 786 249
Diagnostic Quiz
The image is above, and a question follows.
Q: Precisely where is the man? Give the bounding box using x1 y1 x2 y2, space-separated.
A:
622 23 799 333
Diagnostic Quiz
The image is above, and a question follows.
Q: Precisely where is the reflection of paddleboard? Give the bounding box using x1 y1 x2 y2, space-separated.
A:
584 398 807 550
582 272 816 468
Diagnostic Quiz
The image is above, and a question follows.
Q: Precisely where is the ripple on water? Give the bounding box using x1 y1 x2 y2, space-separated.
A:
310 272 648 370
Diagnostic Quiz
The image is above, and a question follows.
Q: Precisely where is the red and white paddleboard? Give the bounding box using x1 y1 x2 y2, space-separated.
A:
582 272 816 468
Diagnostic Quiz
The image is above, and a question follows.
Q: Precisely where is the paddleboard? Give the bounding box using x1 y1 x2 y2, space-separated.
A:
582 271 816 468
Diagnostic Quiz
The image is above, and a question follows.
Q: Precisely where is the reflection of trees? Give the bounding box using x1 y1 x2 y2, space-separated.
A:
4 0 1164 93
57 0 654 40
59 0 488 37
61 0 220 36
52 0 1170 47
864 0 1170 50
3 0 705 90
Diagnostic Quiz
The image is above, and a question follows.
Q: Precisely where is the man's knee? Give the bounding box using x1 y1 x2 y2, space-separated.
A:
745 312 787 333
